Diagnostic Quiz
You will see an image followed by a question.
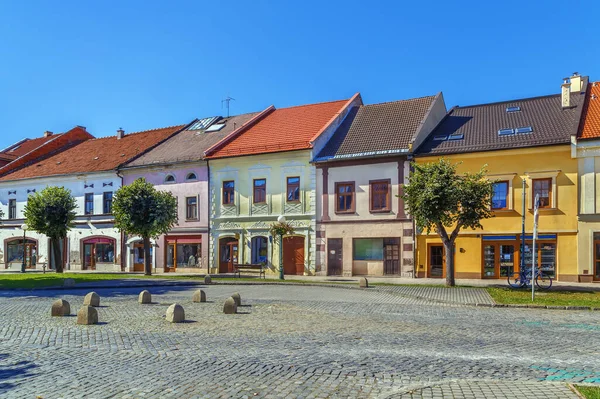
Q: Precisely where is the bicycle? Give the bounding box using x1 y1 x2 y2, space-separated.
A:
507 267 553 290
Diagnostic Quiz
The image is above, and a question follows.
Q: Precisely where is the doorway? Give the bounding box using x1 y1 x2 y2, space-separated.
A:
428 244 445 278
383 238 400 275
483 242 518 279
133 242 153 272
327 238 343 276
283 236 305 275
219 237 238 273
595 237 600 281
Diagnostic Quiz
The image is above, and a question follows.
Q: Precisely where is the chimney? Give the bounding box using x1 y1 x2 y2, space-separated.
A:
117 128 125 139
570 72 583 92
44 131 53 138
561 78 571 108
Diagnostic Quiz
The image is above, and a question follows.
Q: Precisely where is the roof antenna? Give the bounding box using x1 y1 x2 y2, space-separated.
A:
221 96 235 117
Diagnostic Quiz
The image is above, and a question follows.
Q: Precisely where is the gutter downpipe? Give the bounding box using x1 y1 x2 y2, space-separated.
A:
116 169 126 272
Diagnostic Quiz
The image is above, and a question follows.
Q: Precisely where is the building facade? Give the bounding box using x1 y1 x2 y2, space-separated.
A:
205 96 361 276
313 94 447 276
120 114 259 273
572 80 600 282
0 125 185 271
414 74 587 281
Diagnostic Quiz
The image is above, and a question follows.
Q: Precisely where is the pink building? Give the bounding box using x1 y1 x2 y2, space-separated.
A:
119 114 258 273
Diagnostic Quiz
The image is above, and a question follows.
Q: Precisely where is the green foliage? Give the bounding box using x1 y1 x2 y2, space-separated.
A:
24 186 77 239
112 178 178 239
402 159 494 237
269 221 295 238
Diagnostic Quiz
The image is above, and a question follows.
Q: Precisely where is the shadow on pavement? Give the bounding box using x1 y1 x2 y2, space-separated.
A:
0 354 38 396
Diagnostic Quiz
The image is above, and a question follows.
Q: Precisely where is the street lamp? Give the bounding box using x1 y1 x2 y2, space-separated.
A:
277 215 286 280
20 223 28 273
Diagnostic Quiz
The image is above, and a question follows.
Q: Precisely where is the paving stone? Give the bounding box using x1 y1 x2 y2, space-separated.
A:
0 284 598 398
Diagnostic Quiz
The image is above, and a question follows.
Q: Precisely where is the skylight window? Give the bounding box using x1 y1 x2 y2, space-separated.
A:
9 145 20 152
498 129 515 136
515 126 533 134
205 123 225 132
448 134 464 141
433 135 448 141
506 106 521 113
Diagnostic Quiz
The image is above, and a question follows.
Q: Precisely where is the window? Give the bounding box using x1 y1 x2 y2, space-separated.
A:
103 192 113 214
85 193 94 215
335 182 355 213
353 238 384 261
186 172 197 181
287 177 300 202
95 243 115 263
498 128 515 136
533 178 552 208
8 199 16 219
251 236 268 264
448 133 464 140
253 179 266 204
186 196 198 220
506 106 521 112
433 135 447 141
491 181 509 210
522 241 556 278
370 179 390 212
165 174 176 183
166 238 202 268
222 181 235 205
6 239 37 267
515 126 533 134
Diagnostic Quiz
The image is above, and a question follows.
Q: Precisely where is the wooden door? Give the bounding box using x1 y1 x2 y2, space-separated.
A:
83 243 96 270
594 240 600 281
219 238 238 273
428 244 445 278
283 236 305 275
384 238 400 275
133 243 145 272
327 238 343 276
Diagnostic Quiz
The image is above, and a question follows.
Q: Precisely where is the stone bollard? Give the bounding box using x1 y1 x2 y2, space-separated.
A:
359 277 369 288
51 299 71 317
77 305 98 325
83 292 100 307
138 290 152 304
231 292 241 306
63 278 76 288
192 289 206 303
166 303 185 323
223 297 237 314
204 275 212 284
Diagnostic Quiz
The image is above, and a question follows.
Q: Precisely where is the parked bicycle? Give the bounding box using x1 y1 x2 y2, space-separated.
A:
507 267 552 290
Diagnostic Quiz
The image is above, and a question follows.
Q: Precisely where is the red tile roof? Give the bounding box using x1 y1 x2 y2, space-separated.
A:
205 98 352 158
0 125 186 181
579 82 600 140
1 134 64 157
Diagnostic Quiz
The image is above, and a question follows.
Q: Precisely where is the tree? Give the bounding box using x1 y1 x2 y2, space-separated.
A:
402 159 494 287
112 178 178 275
24 186 77 273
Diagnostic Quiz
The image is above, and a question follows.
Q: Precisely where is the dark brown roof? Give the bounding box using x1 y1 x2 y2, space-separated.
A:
314 95 437 161
124 113 260 167
417 89 587 156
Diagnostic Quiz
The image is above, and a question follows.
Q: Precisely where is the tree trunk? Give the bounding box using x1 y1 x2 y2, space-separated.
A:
444 240 455 287
52 237 63 273
143 236 152 276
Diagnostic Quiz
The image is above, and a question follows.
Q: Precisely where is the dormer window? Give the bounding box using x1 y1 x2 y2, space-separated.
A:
165 174 176 184
186 173 197 181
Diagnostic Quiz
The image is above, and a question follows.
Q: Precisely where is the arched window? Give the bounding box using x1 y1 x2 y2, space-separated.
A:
6 238 37 268
251 236 268 264
164 174 176 184
186 172 197 181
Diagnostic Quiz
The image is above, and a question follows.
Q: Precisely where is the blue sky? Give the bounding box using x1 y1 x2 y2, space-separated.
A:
0 0 598 149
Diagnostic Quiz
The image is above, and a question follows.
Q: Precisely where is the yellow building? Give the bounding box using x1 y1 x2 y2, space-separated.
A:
414 74 588 282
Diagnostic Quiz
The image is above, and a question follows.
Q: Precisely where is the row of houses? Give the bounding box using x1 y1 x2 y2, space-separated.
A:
1 72 599 282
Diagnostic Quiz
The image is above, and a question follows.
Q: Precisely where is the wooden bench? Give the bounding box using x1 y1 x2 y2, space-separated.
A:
234 263 266 279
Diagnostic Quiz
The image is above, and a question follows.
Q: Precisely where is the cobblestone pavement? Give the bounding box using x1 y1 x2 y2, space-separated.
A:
378 285 494 305
0 285 598 398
